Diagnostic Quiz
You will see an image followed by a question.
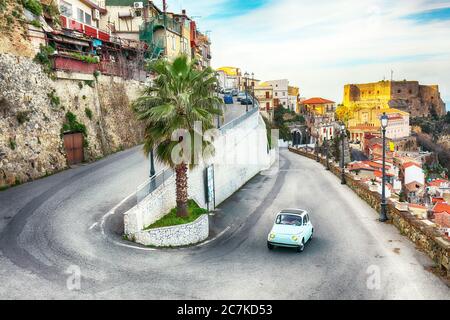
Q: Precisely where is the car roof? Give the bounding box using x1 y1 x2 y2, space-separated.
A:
278 209 307 216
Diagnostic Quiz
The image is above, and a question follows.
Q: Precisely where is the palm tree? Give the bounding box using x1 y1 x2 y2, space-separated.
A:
133 55 222 217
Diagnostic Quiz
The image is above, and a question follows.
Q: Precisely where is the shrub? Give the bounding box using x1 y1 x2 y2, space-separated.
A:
70 52 99 64
84 80 95 88
34 44 55 74
61 111 87 138
9 138 16 150
0 0 6 13
85 107 93 120
16 111 30 124
47 90 60 108
93 70 100 79
30 19 41 28
23 0 42 16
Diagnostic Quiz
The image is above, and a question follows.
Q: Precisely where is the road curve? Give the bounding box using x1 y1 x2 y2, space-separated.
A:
0 148 448 299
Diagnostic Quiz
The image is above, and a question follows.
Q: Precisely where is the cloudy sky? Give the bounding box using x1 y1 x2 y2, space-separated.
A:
156 0 450 109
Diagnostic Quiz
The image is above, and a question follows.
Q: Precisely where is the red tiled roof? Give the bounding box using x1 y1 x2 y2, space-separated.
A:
428 179 449 187
374 171 394 178
361 161 391 170
433 202 450 214
403 162 421 169
433 197 445 204
302 97 335 104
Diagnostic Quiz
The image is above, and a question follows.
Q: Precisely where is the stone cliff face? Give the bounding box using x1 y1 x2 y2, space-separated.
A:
0 53 145 188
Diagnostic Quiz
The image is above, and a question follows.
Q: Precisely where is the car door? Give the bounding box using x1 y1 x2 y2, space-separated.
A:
303 214 312 241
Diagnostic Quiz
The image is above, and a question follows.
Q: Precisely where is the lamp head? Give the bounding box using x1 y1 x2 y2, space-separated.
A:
380 112 389 129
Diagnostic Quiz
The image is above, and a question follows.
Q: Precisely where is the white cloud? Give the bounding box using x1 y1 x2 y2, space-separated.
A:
165 0 450 106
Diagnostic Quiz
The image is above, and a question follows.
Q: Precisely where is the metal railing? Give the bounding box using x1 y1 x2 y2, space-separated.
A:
219 105 259 134
136 168 174 204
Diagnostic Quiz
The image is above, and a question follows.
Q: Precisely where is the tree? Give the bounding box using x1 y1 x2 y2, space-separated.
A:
133 55 222 217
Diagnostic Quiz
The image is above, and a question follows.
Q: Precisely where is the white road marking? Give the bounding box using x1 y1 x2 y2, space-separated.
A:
89 222 98 230
196 226 231 247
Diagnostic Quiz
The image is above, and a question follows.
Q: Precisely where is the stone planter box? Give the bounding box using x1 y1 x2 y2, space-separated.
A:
133 214 209 247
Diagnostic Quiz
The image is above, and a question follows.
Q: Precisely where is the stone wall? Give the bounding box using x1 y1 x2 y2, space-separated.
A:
0 53 145 188
288 147 450 277
133 214 209 247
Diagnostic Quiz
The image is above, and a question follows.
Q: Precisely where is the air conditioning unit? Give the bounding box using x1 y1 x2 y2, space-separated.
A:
133 2 144 9
93 9 100 20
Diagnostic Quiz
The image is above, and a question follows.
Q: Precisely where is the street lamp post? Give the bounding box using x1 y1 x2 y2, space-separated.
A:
340 124 346 185
251 72 255 110
325 138 330 171
149 149 156 178
379 112 389 222
244 72 249 112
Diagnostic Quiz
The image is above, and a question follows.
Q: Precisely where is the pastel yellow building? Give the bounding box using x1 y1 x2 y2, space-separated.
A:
254 82 274 111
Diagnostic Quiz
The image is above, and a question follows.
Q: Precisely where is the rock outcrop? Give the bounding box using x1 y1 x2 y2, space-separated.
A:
0 53 145 188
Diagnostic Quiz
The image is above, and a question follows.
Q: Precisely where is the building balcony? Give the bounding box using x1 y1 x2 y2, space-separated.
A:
60 15 110 42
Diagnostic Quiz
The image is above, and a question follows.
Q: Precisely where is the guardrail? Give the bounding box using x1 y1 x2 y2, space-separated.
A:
219 105 259 134
136 168 174 204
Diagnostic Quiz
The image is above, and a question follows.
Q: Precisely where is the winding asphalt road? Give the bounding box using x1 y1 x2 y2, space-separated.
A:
0 145 449 299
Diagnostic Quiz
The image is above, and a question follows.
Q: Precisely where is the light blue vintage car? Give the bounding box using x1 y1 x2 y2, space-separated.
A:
267 209 314 252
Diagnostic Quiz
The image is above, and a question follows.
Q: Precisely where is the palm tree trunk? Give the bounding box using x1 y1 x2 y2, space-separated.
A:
175 162 188 217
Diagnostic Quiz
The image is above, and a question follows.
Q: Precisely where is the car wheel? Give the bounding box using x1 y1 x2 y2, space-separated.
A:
267 242 274 250
297 240 305 253
310 229 314 241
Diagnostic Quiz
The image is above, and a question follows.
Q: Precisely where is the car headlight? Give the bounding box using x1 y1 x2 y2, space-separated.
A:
269 233 276 239
291 235 298 241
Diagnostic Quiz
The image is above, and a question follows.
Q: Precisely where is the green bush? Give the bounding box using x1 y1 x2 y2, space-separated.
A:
85 107 93 120
23 0 42 16
34 44 55 74
9 138 16 150
144 200 208 230
70 52 99 64
61 111 87 138
47 90 60 108
30 19 41 28
16 111 30 124
0 0 6 13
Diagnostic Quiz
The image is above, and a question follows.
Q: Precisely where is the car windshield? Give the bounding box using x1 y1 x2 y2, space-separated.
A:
276 214 302 226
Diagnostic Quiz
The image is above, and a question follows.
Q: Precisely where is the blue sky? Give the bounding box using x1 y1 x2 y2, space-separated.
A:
161 0 450 110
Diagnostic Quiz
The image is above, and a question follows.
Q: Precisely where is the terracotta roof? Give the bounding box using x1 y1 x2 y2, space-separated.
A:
403 162 421 169
374 171 395 178
428 179 449 187
361 161 391 170
432 197 445 204
433 202 450 214
302 97 335 104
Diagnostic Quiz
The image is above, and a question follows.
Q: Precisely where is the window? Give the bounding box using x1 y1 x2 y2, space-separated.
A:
276 214 302 226
77 8 84 22
265 91 270 99
275 92 278 97
397 89 401 93
85 12 92 25
60 1 73 17
171 36 176 50
282 92 286 96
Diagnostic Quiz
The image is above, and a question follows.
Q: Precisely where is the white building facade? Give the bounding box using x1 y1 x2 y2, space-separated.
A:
267 79 289 108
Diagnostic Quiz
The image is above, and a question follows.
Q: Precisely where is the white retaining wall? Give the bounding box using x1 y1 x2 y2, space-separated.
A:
124 111 274 242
